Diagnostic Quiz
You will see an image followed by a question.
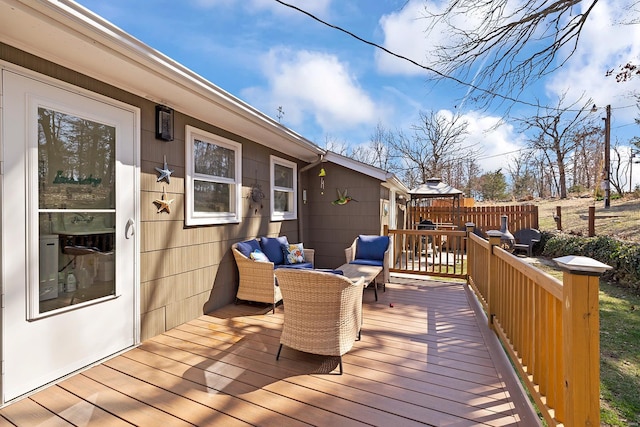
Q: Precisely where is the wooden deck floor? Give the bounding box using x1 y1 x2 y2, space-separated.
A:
0 276 540 426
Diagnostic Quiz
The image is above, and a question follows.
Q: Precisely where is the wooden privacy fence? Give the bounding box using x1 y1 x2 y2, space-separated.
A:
408 205 539 235
466 231 608 426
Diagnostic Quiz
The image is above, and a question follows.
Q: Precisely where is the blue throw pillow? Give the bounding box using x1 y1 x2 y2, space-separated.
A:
236 239 260 258
260 236 289 265
249 249 270 262
282 242 305 264
355 235 389 261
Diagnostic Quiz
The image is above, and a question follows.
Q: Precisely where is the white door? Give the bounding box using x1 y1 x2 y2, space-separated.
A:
1 69 139 402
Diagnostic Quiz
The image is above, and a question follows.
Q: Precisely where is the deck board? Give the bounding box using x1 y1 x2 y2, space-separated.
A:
0 276 540 426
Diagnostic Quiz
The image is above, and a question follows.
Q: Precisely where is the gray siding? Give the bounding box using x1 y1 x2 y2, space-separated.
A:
1 42 304 340
304 162 384 268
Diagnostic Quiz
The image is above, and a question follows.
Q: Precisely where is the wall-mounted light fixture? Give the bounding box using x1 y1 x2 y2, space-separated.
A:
155 105 174 141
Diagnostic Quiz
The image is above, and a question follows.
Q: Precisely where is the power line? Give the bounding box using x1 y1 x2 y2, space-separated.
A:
274 0 544 109
476 148 529 161
274 0 640 115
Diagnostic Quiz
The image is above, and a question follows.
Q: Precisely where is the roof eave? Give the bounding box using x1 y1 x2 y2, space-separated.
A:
0 0 323 162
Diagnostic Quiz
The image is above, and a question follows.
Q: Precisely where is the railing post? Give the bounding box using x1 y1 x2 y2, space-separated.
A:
486 230 502 330
465 222 475 282
554 255 612 426
555 206 562 231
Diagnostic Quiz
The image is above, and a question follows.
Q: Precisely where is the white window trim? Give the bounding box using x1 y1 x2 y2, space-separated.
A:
185 125 242 225
270 155 297 221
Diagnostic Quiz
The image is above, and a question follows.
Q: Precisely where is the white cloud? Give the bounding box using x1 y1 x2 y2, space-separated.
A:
456 110 527 173
375 0 490 77
242 47 380 131
545 0 640 128
375 0 434 76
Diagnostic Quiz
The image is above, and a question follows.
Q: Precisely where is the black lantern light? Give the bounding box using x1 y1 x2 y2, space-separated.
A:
155 105 174 141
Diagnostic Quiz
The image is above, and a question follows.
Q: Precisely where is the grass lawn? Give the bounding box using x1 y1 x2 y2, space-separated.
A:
599 281 640 426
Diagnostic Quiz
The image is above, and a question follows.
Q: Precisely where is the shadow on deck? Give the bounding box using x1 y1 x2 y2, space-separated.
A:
0 275 541 426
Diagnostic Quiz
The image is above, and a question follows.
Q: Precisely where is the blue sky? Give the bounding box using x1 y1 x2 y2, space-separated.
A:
76 0 640 184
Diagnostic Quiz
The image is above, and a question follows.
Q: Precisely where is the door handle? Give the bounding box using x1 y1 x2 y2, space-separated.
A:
125 218 135 239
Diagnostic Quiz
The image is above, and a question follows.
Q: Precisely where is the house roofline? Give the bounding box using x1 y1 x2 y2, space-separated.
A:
323 151 409 195
0 0 323 162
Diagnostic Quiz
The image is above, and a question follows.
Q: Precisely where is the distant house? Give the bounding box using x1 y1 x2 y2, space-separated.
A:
0 0 407 403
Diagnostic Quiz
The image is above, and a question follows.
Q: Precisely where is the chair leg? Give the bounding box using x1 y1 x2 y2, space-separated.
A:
338 357 343 375
276 343 283 360
373 282 378 301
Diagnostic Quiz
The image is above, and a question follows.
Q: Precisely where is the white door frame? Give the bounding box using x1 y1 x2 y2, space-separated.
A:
0 63 141 404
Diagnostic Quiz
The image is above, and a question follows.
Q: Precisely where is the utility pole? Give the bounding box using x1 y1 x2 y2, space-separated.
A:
603 104 611 209
631 149 639 193
631 150 635 193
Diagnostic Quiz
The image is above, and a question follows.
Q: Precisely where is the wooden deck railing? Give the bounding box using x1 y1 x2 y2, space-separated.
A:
466 230 606 426
386 228 468 279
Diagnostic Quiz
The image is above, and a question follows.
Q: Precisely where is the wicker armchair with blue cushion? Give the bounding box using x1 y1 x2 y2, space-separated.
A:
232 236 315 313
345 235 390 300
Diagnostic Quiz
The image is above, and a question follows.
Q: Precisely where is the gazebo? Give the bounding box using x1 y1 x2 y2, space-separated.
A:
407 178 464 228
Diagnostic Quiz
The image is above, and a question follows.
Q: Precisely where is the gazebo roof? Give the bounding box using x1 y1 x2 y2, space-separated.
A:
408 178 463 198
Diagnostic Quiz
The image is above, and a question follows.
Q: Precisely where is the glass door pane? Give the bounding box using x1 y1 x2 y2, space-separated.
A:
36 107 116 315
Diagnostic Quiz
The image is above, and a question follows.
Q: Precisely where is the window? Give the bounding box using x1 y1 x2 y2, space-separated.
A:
186 126 242 225
270 156 297 221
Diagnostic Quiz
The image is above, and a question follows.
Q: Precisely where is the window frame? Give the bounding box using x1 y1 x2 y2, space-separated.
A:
185 125 242 226
270 155 297 221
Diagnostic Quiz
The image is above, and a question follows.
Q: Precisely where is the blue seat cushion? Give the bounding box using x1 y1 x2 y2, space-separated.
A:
355 235 389 261
315 269 344 275
260 236 289 265
236 239 261 258
275 262 313 270
350 259 384 267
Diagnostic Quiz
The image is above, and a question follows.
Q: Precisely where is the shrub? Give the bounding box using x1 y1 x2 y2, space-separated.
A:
542 234 640 293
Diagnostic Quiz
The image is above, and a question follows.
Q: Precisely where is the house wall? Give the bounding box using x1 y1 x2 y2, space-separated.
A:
303 162 385 269
0 43 305 341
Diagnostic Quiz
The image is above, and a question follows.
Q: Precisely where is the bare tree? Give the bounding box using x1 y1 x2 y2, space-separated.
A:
506 150 537 199
610 139 631 195
519 96 594 198
320 134 348 155
350 122 398 171
422 0 639 105
530 150 553 197
390 110 474 186
570 125 603 192
462 157 483 198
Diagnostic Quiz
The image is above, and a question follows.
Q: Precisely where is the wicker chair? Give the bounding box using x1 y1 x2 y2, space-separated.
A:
274 269 365 374
231 242 315 313
345 235 390 300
